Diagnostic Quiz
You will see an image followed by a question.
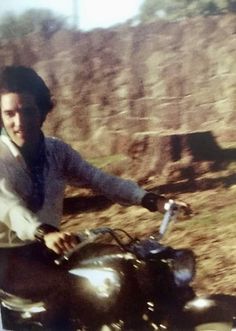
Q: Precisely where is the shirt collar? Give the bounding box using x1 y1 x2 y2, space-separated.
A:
0 128 46 168
1 128 45 159
0 132 23 160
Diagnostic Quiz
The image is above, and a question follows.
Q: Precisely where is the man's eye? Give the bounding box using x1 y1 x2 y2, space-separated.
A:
5 111 15 117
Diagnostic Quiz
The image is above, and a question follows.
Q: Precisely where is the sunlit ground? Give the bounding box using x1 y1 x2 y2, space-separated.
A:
62 159 236 297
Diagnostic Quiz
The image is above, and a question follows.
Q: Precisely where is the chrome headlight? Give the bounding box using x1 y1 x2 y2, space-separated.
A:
171 249 196 286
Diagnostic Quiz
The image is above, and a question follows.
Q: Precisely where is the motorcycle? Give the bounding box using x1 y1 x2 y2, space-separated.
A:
0 200 235 330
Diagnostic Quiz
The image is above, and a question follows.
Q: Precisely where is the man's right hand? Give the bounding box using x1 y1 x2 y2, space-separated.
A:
44 231 78 255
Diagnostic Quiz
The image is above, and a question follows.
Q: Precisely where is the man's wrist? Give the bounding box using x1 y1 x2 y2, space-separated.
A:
34 224 59 243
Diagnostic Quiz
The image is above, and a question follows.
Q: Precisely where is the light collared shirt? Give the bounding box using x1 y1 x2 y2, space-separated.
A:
0 135 147 246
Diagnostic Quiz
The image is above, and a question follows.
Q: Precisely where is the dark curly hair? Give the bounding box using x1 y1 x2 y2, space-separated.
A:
0 65 54 123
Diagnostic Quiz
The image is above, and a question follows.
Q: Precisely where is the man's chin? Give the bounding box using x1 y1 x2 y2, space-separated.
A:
8 131 39 148
12 137 26 148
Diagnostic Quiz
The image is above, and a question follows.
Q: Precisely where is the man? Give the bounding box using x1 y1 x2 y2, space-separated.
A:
0 65 190 255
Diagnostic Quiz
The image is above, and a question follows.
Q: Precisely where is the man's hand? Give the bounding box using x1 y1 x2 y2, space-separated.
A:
141 192 192 219
170 200 192 220
44 231 78 255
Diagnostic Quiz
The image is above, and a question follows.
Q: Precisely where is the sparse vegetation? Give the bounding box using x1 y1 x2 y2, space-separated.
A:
62 157 236 297
0 9 68 40
138 0 236 22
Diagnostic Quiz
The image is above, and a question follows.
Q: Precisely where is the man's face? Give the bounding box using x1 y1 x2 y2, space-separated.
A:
1 92 42 148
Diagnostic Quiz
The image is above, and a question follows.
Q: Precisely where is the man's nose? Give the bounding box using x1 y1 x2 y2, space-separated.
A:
14 112 24 128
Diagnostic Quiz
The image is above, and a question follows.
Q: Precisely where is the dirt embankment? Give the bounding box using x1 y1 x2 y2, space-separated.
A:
1 13 235 296
0 14 235 162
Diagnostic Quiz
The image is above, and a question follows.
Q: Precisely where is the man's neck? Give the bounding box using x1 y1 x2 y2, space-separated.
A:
21 143 39 166
20 133 45 168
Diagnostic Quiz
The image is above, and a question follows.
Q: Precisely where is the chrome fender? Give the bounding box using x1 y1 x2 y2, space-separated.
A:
182 295 236 331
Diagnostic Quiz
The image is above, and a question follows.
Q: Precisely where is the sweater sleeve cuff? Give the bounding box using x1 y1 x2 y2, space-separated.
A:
141 192 167 212
34 224 59 243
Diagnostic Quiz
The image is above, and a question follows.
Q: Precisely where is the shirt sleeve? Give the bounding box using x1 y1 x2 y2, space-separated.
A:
0 177 41 241
57 140 147 206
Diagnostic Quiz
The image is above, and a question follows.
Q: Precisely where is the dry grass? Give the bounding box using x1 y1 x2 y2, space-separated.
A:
62 162 236 298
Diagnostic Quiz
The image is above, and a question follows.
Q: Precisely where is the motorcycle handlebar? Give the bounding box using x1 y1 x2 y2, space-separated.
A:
54 203 178 266
159 200 178 237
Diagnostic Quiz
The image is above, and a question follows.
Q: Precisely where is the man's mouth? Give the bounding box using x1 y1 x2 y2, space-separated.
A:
15 130 26 137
